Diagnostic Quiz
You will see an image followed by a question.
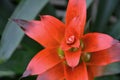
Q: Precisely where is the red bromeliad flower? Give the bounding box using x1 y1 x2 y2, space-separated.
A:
13 0 120 80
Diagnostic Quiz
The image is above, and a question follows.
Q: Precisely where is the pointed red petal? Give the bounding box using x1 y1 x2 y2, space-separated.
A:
64 62 88 80
64 49 81 67
87 43 120 66
37 63 64 80
66 0 86 26
82 33 116 52
22 48 62 77
12 15 65 47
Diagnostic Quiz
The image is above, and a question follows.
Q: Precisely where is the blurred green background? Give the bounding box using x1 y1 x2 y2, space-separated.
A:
0 0 120 80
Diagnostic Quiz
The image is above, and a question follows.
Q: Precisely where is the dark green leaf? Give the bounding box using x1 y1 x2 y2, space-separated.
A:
114 1 120 19
0 35 42 73
107 20 120 39
0 0 14 34
40 2 56 17
91 0 119 32
95 74 120 80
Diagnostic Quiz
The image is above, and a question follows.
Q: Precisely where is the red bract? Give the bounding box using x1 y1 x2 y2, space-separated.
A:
13 0 120 80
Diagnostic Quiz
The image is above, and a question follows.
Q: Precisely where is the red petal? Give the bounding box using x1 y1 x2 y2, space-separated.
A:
64 62 88 80
88 73 94 80
82 33 116 52
66 0 86 26
22 48 62 77
61 0 86 51
37 63 64 80
64 48 81 67
87 66 103 79
12 15 65 47
60 17 81 51
87 43 120 66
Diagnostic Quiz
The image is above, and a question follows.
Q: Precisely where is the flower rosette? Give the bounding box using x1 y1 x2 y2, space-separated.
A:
13 0 120 80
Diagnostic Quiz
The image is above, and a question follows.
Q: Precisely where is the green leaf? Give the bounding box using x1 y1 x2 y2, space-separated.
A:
95 62 120 80
0 36 42 73
0 0 14 34
91 0 119 32
95 74 120 80
0 50 34 74
86 0 93 8
0 71 15 77
107 20 120 39
114 1 120 19
0 0 49 62
40 2 56 17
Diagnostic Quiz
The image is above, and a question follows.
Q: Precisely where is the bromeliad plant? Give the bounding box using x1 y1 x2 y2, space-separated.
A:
13 0 120 80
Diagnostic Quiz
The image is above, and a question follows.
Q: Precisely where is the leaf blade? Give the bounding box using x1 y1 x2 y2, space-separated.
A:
0 0 49 62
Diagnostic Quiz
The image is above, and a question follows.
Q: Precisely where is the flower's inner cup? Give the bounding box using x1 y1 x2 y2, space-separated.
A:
66 35 76 45
59 39 91 65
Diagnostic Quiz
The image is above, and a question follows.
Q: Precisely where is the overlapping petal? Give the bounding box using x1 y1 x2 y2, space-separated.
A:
65 0 86 37
64 48 81 67
66 0 86 27
64 62 88 80
40 15 65 43
82 33 116 52
37 63 64 80
12 15 65 47
61 17 81 51
22 48 62 77
87 43 120 66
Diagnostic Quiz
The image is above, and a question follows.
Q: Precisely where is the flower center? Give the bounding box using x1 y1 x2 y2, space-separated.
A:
69 47 78 52
80 40 84 49
66 35 75 45
82 52 91 62
58 48 64 58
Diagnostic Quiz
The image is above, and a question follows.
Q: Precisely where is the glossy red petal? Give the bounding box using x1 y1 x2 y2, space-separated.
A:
37 63 64 80
66 0 86 26
82 33 116 52
64 62 88 80
12 15 65 47
22 48 62 77
64 48 81 67
87 43 120 66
